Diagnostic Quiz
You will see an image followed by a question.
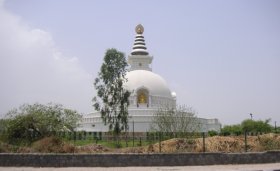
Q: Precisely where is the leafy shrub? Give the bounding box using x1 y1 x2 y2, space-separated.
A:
208 130 218 137
4 103 81 145
221 124 242 136
242 119 272 133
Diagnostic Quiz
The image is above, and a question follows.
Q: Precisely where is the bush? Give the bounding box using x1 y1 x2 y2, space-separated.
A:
208 130 218 137
241 119 272 133
3 103 81 145
221 124 242 136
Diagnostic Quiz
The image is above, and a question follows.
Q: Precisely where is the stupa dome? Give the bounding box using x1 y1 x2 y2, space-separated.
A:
124 70 172 98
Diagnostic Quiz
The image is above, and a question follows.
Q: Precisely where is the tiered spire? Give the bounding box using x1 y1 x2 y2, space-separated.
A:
128 24 153 71
131 24 149 55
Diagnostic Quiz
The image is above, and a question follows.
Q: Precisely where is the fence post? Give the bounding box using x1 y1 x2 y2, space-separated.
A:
132 120 135 147
159 132 162 153
99 132 102 140
68 132 72 141
73 131 76 141
244 131 248 152
202 132 206 152
275 121 277 133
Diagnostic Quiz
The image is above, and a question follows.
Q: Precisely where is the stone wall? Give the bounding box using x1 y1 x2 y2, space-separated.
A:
0 151 280 167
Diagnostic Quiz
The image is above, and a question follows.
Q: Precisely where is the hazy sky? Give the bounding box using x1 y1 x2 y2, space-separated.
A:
0 0 279 125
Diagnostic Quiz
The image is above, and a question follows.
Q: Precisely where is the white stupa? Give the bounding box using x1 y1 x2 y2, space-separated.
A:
80 24 221 132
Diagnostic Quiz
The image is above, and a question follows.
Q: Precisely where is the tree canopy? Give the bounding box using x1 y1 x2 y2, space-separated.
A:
93 48 130 136
221 124 242 136
221 119 273 135
3 103 81 145
241 119 272 133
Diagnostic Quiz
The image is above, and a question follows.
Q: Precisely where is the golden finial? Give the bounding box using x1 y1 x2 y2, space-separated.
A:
135 24 144 34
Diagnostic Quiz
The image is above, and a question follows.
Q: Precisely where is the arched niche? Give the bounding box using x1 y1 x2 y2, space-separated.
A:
136 88 149 106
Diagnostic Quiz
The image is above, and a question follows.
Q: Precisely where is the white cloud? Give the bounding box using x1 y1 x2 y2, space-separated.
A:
0 2 94 116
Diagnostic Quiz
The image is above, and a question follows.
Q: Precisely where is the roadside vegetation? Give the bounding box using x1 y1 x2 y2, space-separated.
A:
221 119 273 136
1 133 280 153
0 103 279 153
0 104 280 153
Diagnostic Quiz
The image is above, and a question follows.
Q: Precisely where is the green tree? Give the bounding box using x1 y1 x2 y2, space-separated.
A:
93 48 131 138
0 119 8 141
4 103 81 145
208 130 218 137
150 105 201 137
0 119 7 132
221 124 242 136
241 119 272 133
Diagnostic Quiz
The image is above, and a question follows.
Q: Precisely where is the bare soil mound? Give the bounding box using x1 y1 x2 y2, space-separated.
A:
120 133 280 153
32 136 75 153
75 144 111 153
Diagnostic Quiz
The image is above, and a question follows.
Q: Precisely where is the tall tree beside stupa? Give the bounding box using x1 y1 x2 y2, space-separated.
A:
93 48 131 142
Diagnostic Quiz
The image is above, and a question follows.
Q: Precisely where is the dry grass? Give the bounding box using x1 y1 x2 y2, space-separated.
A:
32 136 75 153
257 133 280 151
0 141 11 153
118 133 280 153
146 133 280 153
195 136 249 152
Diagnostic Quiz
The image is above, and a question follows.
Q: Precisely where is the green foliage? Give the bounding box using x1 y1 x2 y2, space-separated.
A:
93 48 131 136
208 130 218 137
221 124 242 136
0 119 8 141
3 103 81 145
0 119 7 132
275 127 280 133
150 105 201 136
221 119 273 136
241 119 272 133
